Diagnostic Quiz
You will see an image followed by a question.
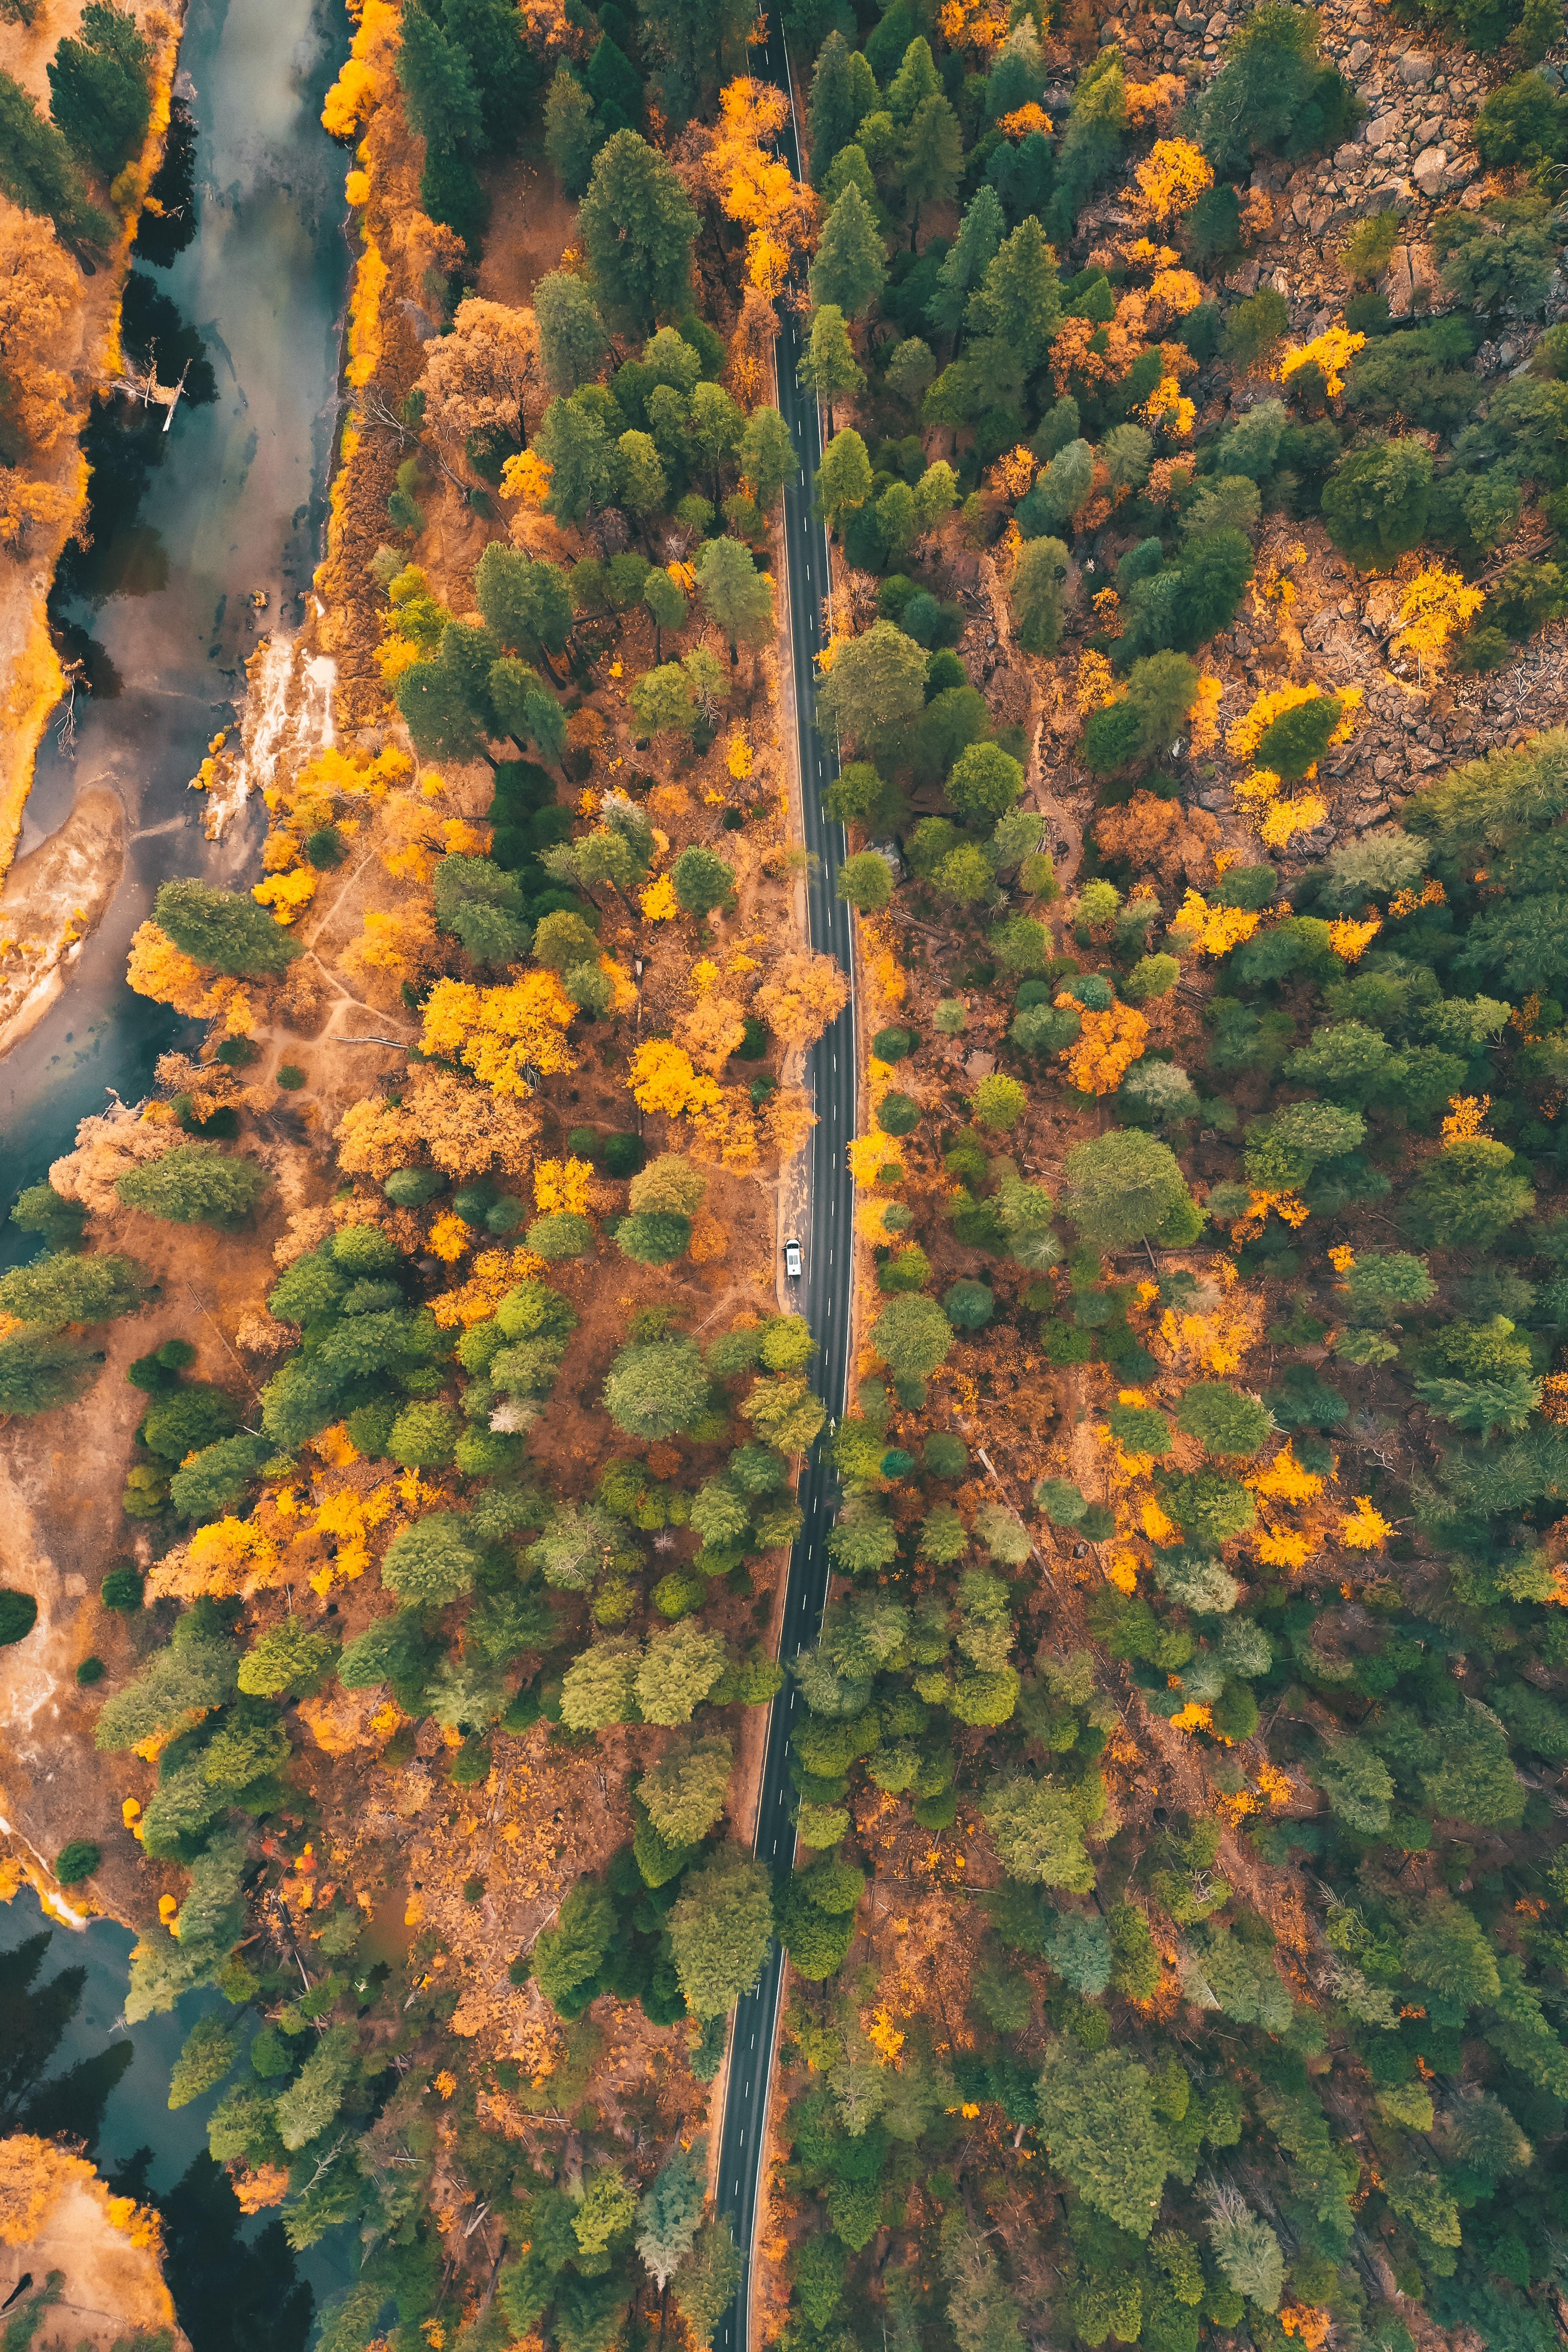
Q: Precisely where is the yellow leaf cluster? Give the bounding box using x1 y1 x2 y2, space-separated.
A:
500 449 552 507
320 0 398 134
1057 996 1148 1095
1249 1446 1324 1507
998 102 1052 139
1260 792 1328 849
1442 1093 1491 1142
1340 1498 1393 1551
726 727 753 780
1158 1298 1259 1378
628 1036 722 1118
640 873 680 921
1122 74 1185 125
427 1211 471 1262
1390 876 1446 920
1393 563 1485 673
431 1246 546 1328
534 1156 594 1213
989 443 1036 500
1185 674 1222 756
706 79 818 301
345 233 386 393
1279 324 1366 399
937 0 1008 48
419 971 578 1098
1146 269 1204 328
1169 891 1259 958
1126 138 1213 222
849 1132 903 1187
1327 916 1381 962
252 867 318 923
1050 313 1148 397
125 922 254 1034
1140 375 1194 437
1256 1526 1313 1569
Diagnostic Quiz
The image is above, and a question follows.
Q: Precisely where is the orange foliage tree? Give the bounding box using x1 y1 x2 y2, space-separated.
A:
753 950 851 1047
420 972 579 1096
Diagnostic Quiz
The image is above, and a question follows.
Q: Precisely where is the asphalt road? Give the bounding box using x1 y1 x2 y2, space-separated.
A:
709 24 858 2350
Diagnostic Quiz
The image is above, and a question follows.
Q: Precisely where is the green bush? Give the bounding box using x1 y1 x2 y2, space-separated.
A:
0 1590 40 1645
53 1839 102 1886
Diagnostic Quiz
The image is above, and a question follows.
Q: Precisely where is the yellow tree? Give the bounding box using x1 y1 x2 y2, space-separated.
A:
1393 564 1485 680
1125 138 1213 224
753 950 850 1047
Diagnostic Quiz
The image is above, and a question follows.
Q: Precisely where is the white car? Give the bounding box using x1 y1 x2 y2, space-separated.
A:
784 1238 803 1281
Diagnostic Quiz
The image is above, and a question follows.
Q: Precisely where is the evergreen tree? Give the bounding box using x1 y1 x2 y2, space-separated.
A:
808 32 879 188
474 542 573 660
154 879 301 976
537 394 621 520
798 306 863 432
48 1 151 180
636 2144 707 2288
579 131 699 336
1060 1130 1195 1253
0 72 111 246
1036 2043 1170 2237
544 66 599 196
694 535 772 662
902 93 962 246
534 266 610 392
397 2 483 155
667 1845 774 2018
116 1147 270 1228
809 181 886 318
1010 534 1070 654
966 217 1061 375
927 182 1005 341
815 617 928 749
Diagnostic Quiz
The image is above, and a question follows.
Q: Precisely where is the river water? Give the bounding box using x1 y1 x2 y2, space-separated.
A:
1 0 356 2318
0 0 352 1237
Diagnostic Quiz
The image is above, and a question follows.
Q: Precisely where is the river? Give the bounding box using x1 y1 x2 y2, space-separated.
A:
2 0 356 2323
0 0 353 1248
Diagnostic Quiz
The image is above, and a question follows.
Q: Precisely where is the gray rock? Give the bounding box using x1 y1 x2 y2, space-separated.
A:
1412 145 1447 199
1400 48 1436 83
1348 37 1372 68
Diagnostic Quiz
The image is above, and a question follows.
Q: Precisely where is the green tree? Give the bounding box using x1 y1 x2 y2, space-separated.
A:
903 93 963 245
9 1183 89 1253
603 1336 709 1437
1154 1466 1255 1546
1476 70 1568 168
48 0 151 179
1403 1138 1534 1250
816 619 928 750
543 66 600 198
1315 1735 1393 1834
560 1638 642 1730
810 182 885 317
274 2023 356 2152
1010 535 1070 655
947 740 1023 822
1060 1130 1195 1253
1402 1893 1501 2010
0 71 111 247
238 1618 336 1699
871 1292 954 1383
643 565 688 661
533 1878 617 2009
927 181 1005 339
0 1250 142 1329
381 1510 479 1605
639 1735 733 1845
740 404 797 510
636 1621 728 1723
636 2142 706 2288
1036 2043 1170 2238
1255 691 1344 780
673 2219 742 2349
837 851 893 910
1204 2196 1284 2310
579 131 698 335
535 264 609 392
1196 2 1356 176
154 879 301 977
671 844 736 919
168 2015 239 2110
1173 1382 1271 1459
967 216 1062 377
667 1844 773 2018
808 32 879 189
815 424 873 528
694 536 773 663
537 395 619 521
796 305 864 436
1322 436 1433 570
474 542 573 661
972 1075 1026 1132
981 1779 1094 1890
116 1147 270 1228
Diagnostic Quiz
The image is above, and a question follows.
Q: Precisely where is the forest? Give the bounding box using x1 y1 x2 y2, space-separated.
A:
9 0 1568 2348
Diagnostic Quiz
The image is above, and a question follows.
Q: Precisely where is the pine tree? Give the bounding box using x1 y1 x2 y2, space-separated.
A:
815 617 927 751
1010 533 1070 654
694 535 772 662
798 306 863 433
579 131 699 336
474 542 573 660
534 266 609 392
0 72 111 247
667 1845 773 2018
116 1146 270 1228
967 216 1062 376
154 878 301 976
808 32 879 188
47 1 151 181
543 65 598 197
902 93 962 246
809 181 886 318
396 3 484 156
636 2143 707 2288
927 182 1005 341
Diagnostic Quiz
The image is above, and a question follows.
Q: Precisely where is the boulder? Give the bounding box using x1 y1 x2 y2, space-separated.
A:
1399 48 1436 84
1412 145 1447 199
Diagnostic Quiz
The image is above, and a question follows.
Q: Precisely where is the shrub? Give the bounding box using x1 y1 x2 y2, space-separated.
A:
53 1840 102 1886
0 1590 40 1645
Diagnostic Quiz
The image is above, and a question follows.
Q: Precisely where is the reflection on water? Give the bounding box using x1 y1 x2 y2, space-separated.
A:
0 1888 343 2349
0 0 352 1245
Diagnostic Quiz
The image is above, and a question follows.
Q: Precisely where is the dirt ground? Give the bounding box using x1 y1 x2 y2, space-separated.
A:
474 156 578 312
0 2138 187 2352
